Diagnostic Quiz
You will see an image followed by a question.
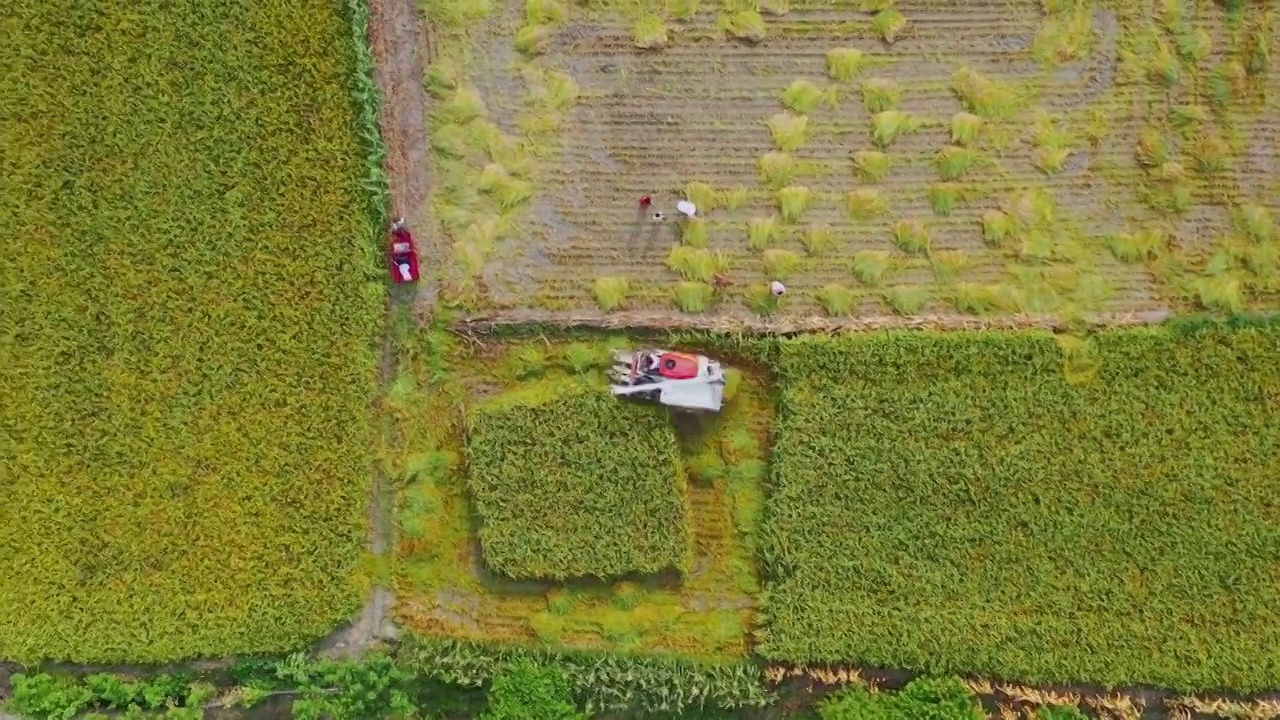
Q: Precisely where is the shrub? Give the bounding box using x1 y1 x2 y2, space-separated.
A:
478 163 534 209
516 24 552 55
930 249 968 282
721 186 750 210
1136 126 1172 167
671 0 700 20
847 187 889 218
1232 203 1276 243
1148 40 1181 87
883 285 930 314
853 150 893 182
981 209 1015 246
853 250 894 286
524 0 567 25
951 66 1018 117
541 71 578 112
667 246 729 283
1176 28 1212 65
759 151 796 189
817 284 858 316
746 284 783 316
939 146 983 181
950 112 982 146
748 216 782 251
467 381 691 580
680 217 709 247
776 185 812 223
861 78 900 113
684 181 717 213
1194 275 1245 313
767 112 810 151
1107 228 1165 263
724 10 767 43
1032 4 1093 65
633 14 668 49
873 8 907 43
437 84 487 124
1243 22 1270 75
872 110 918 147
781 80 831 114
763 248 802 279
892 219 931 254
929 182 963 216
1190 135 1231 173
674 281 716 313
800 225 838 256
593 276 631 311
827 47 865 81
1034 145 1073 174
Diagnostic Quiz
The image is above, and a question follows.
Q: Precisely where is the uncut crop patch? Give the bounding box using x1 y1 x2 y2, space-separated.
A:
425 0 1279 319
1 0 381 662
759 326 1280 691
389 331 768 658
466 380 693 580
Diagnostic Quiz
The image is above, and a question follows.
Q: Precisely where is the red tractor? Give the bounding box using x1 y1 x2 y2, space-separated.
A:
388 217 420 283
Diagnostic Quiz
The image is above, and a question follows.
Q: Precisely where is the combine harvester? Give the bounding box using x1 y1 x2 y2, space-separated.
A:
608 349 727 413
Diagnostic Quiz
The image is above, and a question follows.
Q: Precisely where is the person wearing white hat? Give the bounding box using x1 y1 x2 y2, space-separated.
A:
770 280 786 297
676 200 697 218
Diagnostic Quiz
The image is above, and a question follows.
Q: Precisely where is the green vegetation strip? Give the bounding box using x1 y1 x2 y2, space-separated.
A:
760 326 1280 691
466 380 693 580
1 0 381 662
401 637 772 716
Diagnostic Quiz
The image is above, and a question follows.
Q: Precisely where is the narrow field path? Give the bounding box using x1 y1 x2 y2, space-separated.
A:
314 0 432 658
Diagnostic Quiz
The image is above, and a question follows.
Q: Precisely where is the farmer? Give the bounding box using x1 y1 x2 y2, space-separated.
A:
770 280 786 297
639 195 652 210
642 352 661 373
676 200 697 218
396 260 413 281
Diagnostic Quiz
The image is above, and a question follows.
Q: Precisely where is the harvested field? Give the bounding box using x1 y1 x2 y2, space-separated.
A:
420 0 1279 323
465 379 693 580
388 326 769 658
1 0 380 662
759 325 1280 691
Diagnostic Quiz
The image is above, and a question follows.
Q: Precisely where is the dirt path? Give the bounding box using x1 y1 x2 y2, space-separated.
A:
316 0 431 659
367 0 435 308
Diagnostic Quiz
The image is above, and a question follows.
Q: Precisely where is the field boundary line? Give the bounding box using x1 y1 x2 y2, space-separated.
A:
452 308 1181 335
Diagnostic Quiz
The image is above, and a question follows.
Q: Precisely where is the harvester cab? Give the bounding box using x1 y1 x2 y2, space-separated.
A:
608 349 727 413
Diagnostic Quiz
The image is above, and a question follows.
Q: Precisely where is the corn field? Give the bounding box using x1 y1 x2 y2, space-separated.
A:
758 325 1280 691
0 0 381 662
465 379 694 580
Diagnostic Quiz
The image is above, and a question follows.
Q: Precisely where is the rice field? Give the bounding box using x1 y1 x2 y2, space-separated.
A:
760 325 1280 691
421 0 1279 322
1 0 381 662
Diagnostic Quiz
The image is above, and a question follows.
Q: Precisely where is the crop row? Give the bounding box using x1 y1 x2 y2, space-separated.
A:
1 0 381 662
465 378 694 580
757 325 1280 691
